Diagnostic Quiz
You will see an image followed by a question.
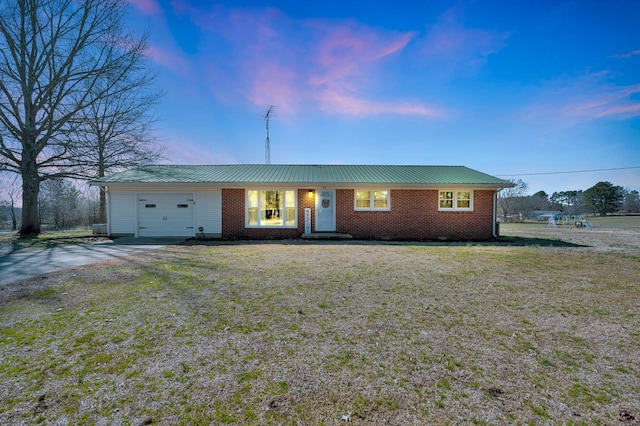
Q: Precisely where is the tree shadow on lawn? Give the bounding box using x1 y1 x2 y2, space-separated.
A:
0 232 109 255
184 236 589 248
0 245 186 306
485 236 588 248
1 233 587 254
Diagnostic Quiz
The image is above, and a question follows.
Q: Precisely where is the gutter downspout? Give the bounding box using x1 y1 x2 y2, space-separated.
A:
106 186 111 236
492 189 501 238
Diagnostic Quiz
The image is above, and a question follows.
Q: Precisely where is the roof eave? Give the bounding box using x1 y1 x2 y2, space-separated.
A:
93 181 511 189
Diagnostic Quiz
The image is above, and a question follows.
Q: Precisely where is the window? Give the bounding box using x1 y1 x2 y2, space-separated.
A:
439 192 453 209
355 191 370 208
246 190 297 227
456 192 471 209
439 190 473 211
355 190 390 210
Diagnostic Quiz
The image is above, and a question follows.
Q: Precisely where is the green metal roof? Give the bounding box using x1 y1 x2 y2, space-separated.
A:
92 164 512 187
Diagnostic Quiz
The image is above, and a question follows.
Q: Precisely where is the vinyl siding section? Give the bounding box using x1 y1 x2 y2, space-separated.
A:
107 186 222 237
195 189 222 236
109 191 137 236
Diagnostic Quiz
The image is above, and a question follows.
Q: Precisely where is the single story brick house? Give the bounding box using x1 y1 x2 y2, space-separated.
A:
91 164 513 240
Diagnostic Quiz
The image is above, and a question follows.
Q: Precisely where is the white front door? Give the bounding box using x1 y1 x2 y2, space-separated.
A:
315 190 336 232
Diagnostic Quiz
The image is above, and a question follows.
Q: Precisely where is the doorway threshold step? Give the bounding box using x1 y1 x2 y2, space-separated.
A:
301 232 353 240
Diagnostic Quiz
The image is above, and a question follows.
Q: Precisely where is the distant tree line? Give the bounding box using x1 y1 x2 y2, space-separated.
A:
1 178 100 231
0 201 18 230
498 180 639 220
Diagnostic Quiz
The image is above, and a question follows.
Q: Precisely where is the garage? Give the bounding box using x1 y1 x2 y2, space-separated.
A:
137 193 195 237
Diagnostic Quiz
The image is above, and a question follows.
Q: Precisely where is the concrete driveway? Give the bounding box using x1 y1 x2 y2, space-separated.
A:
0 238 184 286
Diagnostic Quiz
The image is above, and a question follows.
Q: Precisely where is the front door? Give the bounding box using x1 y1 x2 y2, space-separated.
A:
315 190 336 232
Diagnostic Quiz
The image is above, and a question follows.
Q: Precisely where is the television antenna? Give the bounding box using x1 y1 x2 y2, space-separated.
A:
263 105 276 164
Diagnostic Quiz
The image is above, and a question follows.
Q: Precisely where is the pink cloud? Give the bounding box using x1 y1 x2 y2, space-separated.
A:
315 22 411 65
249 63 301 115
145 45 190 75
308 21 415 85
522 73 640 123
559 83 640 119
317 92 443 117
182 6 442 118
128 0 160 16
303 20 429 116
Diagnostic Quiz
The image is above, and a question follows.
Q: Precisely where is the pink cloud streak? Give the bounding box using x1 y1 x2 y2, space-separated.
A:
309 23 415 85
559 83 640 120
317 92 442 117
522 72 640 124
304 21 428 116
183 6 441 118
145 45 190 75
128 0 160 16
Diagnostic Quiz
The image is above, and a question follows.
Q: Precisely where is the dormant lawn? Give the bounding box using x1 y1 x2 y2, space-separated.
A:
1 221 639 425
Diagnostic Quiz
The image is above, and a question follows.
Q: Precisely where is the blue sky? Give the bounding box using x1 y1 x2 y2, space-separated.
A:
126 0 640 195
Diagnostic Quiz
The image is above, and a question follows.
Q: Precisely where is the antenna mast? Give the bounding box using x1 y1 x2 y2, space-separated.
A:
264 105 275 164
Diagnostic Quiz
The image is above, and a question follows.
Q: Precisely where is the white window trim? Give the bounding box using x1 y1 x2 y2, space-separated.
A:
438 189 474 211
354 189 391 211
245 189 298 228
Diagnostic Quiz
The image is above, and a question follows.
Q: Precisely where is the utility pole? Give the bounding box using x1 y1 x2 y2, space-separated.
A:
264 105 275 164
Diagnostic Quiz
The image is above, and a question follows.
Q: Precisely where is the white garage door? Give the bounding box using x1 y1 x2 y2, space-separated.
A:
137 193 195 237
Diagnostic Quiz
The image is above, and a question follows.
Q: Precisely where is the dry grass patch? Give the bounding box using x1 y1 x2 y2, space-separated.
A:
1 240 639 425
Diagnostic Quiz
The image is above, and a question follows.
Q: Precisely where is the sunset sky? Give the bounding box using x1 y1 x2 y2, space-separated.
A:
125 0 640 195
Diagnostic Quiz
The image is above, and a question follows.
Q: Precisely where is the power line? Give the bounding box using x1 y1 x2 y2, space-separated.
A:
496 166 640 177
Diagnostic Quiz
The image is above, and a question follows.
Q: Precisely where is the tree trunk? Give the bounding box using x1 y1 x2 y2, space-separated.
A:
10 200 17 231
98 150 107 223
99 187 107 223
20 161 41 235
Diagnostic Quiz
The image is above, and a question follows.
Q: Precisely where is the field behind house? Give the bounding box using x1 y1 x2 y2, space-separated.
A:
1 222 639 425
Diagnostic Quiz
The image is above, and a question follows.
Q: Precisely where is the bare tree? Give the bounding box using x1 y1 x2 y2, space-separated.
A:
39 178 82 230
623 189 640 214
72 63 165 223
79 184 101 226
0 173 20 230
497 179 528 220
0 0 153 235
550 190 584 215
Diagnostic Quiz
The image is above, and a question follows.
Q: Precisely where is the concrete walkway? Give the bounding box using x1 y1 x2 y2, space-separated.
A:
0 238 184 286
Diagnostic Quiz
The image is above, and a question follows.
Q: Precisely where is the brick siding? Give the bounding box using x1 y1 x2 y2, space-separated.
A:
222 188 496 240
336 189 494 240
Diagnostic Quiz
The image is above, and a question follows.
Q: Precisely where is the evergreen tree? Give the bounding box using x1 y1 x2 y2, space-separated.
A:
583 182 624 216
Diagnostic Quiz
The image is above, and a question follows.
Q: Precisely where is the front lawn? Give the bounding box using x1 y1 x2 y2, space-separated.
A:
1 238 639 424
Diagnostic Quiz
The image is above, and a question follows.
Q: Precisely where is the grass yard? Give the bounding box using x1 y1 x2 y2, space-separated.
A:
588 215 640 228
1 226 639 424
0 230 108 255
